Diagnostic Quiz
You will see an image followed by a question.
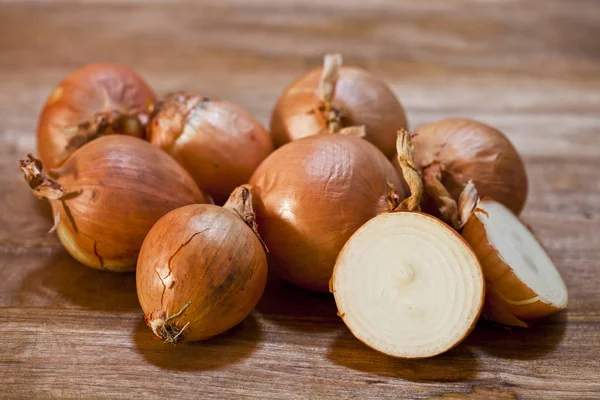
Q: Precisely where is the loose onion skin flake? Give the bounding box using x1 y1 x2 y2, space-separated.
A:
412 118 528 229
250 131 405 292
462 197 568 327
137 185 268 343
37 63 156 169
20 136 207 272
270 54 408 159
147 92 273 205
331 130 485 358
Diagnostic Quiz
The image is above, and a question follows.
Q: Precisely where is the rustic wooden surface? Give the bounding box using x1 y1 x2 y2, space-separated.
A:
1 1 599 399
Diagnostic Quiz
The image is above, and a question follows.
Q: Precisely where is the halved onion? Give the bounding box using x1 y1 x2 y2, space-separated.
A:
462 199 568 327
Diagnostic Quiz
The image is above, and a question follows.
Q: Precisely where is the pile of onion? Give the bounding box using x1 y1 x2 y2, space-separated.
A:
147 92 273 204
250 127 405 292
20 135 207 272
412 118 528 230
331 130 485 358
270 54 408 159
137 185 268 343
459 184 568 327
37 63 156 169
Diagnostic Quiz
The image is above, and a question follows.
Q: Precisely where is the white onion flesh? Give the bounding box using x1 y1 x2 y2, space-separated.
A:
332 212 484 358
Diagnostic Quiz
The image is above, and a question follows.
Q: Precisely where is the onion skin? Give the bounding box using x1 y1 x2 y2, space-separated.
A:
249 134 405 292
21 136 207 272
137 190 268 343
270 66 408 159
147 92 273 204
412 118 528 217
462 204 564 327
37 63 156 169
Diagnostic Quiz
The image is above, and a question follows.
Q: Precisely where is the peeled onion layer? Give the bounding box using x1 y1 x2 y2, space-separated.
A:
332 212 485 358
462 200 568 326
137 187 268 343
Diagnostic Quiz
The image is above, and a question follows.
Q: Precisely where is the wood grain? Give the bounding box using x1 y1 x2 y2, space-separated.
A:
1 0 599 399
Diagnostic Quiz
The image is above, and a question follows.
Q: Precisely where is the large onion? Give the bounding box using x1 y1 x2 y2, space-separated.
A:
270 54 408 159
137 185 268 343
20 135 208 272
249 131 405 292
37 63 156 169
147 92 273 204
412 118 528 229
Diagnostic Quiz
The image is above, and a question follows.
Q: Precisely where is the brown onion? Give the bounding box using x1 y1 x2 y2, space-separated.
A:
249 130 405 292
331 130 484 358
412 118 528 229
270 54 408 158
137 185 268 343
20 135 208 272
147 92 273 204
37 63 156 169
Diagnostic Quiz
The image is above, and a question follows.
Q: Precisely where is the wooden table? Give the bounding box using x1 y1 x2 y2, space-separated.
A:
1 1 599 398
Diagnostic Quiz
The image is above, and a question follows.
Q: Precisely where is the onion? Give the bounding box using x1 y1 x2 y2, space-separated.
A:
137 185 268 343
331 130 485 358
20 135 207 272
461 193 568 327
249 129 405 292
412 118 528 229
270 54 408 158
147 92 273 204
37 63 156 169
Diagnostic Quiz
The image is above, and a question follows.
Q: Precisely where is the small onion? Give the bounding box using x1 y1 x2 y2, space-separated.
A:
412 118 528 229
20 135 208 272
147 92 273 205
331 131 485 358
270 54 408 159
249 130 405 292
37 63 156 169
137 185 268 343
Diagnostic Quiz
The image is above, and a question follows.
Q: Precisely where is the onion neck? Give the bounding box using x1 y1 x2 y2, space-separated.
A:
422 163 459 229
392 129 422 212
223 185 268 252
315 53 343 134
19 154 67 201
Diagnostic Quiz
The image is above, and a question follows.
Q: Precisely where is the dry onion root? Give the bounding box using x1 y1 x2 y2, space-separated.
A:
136 185 268 343
37 63 156 169
147 92 273 204
331 130 485 358
461 194 568 327
250 129 405 292
270 54 408 159
412 118 528 229
20 135 207 272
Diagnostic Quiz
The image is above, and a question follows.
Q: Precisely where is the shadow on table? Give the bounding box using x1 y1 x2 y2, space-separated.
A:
255 273 344 333
469 312 568 360
134 313 263 371
327 328 479 382
19 250 139 311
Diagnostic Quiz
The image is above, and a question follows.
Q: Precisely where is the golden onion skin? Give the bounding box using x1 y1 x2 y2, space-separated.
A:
413 118 528 216
250 134 405 292
37 63 156 169
270 66 408 159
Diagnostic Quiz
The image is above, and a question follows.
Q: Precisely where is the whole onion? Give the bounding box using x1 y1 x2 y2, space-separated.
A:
249 132 405 292
137 185 268 343
147 92 273 204
412 118 528 229
20 135 208 272
37 63 156 169
270 54 408 159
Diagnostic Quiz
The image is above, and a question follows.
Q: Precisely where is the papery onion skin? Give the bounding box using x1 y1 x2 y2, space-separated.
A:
26 135 207 272
462 202 565 326
249 134 405 292
270 66 408 159
137 200 268 342
38 63 156 169
412 118 528 216
147 92 273 204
